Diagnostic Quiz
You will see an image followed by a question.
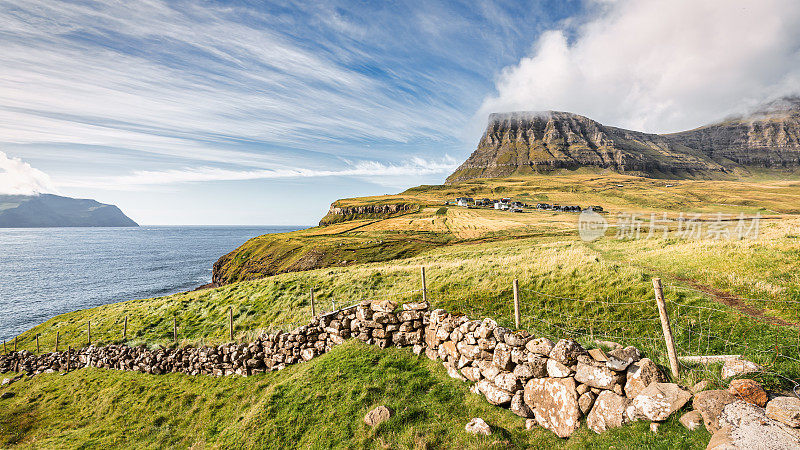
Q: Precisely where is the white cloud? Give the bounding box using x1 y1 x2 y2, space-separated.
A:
0 151 59 195
477 0 800 134
57 156 459 190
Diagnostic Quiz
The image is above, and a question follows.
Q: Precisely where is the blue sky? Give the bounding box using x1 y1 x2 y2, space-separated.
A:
1 0 799 224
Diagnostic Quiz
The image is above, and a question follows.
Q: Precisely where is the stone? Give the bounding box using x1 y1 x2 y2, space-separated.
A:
525 418 537 430
525 337 554 356
477 360 501 381
606 346 641 371
624 358 666 399
524 377 581 438
766 396 800 428
446 363 467 381
1 378 10 386
492 343 514 371
461 366 482 382
364 405 394 427
721 358 761 379
691 379 710 394
693 389 737 433
546 358 572 378
587 391 630 433
575 362 623 390
0 391 15 399
727 379 768 407
527 355 548 377
576 383 590 396
402 301 429 310
649 422 660 433
632 383 692 422
513 363 534 380
480 381 513 406
504 331 532 348
718 400 800 449
511 390 534 418
549 339 587 365
475 318 497 339
706 425 736 450
371 300 398 313
465 418 491 436
300 348 316 361
578 391 596 415
588 348 608 362
494 372 522 392
679 411 703 430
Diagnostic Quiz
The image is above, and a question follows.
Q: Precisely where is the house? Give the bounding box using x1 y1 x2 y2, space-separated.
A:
456 197 474 207
494 201 509 210
510 201 524 208
536 203 551 210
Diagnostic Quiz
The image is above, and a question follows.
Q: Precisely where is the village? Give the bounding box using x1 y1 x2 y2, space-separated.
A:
450 197 603 214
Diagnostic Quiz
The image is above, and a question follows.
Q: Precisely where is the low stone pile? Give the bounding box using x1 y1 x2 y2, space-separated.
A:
3 298 795 444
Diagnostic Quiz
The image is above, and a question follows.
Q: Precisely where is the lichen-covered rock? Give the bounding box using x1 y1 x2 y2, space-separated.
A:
461 366 482 382
624 358 666 398
492 343 515 371
465 417 491 435
402 301 429 310
511 390 534 418
694 389 737 433
364 405 394 427
721 358 761 379
679 411 703 430
579 391 596 415
606 346 641 371
766 396 800 428
478 380 513 406
504 331 532 348
524 377 581 438
587 391 630 433
546 358 572 378
371 300 398 313
526 337 554 356
632 383 691 422
494 371 522 392
575 363 623 390
718 400 800 448
728 379 768 407
549 339 587 366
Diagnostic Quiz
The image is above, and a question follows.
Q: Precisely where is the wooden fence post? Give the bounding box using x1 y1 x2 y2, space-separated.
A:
36 334 40 354
421 266 428 303
55 331 59 352
3 340 6 354
653 278 680 379
14 337 17 352
173 318 178 344
87 320 91 346
229 307 234 341
66 346 71 373
310 288 316 317
513 279 521 329
123 316 128 341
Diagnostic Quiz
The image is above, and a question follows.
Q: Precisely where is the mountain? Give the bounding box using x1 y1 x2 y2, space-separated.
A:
446 97 800 183
0 194 138 228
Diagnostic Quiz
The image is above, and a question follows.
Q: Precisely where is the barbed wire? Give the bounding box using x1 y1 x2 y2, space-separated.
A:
665 283 800 305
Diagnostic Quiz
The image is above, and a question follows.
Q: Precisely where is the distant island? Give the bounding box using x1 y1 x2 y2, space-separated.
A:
0 194 138 228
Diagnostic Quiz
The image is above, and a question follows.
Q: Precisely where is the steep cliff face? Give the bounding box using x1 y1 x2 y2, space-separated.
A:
447 99 800 183
665 97 800 168
318 202 417 225
446 111 725 183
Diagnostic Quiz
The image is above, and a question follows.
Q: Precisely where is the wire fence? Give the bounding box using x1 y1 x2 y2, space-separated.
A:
4 267 799 395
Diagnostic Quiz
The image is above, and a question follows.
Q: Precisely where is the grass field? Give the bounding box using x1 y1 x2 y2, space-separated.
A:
5 173 800 448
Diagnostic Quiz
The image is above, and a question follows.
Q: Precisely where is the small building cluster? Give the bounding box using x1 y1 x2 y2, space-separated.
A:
451 198 604 214
536 204 603 213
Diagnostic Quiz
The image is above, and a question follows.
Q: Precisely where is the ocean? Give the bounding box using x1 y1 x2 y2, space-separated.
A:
0 226 303 342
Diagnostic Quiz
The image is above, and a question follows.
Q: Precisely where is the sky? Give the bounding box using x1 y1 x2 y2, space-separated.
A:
1 0 799 225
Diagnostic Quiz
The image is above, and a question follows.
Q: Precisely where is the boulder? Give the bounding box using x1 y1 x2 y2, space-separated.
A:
477 360 501 381
586 391 630 433
465 417 491 436
679 410 703 430
494 372 522 393
624 358 666 398
371 300 398 313
461 366 482 382
524 377 581 438
364 405 394 427
706 425 736 450
526 355 548 377
505 331 532 348
492 343 514 371
446 363 467 381
766 396 800 428
402 301 429 310
549 339 587 365
632 383 692 422
721 358 761 379
693 389 737 433
546 358 572 378
526 337 554 356
511 390 534 418
478 380 513 406
718 400 800 448
575 362 623 390
475 319 497 339
579 391 596 415
727 379 768 407
525 418 537 430
606 346 641 371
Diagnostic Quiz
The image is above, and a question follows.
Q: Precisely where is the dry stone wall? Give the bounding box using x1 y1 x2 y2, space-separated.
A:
0 299 677 438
